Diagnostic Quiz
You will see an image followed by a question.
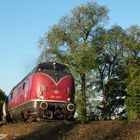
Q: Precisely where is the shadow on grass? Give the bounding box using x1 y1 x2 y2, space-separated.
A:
15 120 77 140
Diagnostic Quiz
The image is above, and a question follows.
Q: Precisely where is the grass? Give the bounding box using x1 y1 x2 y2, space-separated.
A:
0 120 140 140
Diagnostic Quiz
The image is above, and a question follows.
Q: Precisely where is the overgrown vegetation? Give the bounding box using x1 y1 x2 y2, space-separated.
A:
0 89 6 120
38 1 140 122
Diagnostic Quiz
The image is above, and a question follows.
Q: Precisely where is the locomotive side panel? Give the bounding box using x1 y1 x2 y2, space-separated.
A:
23 75 33 102
7 75 34 120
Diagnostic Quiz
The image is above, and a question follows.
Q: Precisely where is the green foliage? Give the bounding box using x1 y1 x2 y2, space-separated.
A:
0 89 6 120
0 89 6 104
125 67 140 120
92 25 127 120
124 26 140 120
76 92 87 122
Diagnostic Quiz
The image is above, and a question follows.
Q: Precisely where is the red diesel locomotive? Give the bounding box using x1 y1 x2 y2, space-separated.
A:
3 62 75 122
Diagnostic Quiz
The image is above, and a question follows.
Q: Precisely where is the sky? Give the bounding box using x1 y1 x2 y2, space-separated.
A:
0 0 140 95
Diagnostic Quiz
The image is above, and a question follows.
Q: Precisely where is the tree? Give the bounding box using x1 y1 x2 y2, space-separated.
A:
124 25 140 120
0 89 6 120
38 1 108 122
0 89 6 104
92 26 127 120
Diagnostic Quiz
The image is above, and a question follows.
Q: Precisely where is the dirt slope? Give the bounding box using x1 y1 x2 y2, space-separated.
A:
0 120 140 140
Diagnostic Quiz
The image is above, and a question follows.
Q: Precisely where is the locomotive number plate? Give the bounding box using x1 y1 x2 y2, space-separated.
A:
54 90 59 94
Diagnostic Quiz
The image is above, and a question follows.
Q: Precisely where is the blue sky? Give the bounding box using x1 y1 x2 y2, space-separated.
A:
0 0 140 95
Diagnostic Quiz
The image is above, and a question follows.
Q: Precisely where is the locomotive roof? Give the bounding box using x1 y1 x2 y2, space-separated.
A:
37 62 67 67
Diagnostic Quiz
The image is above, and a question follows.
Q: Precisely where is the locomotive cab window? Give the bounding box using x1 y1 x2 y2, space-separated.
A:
8 92 13 101
36 63 71 75
23 82 25 89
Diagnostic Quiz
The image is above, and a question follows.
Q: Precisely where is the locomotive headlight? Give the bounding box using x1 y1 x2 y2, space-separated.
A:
40 84 45 92
67 98 70 101
67 103 75 112
40 95 44 99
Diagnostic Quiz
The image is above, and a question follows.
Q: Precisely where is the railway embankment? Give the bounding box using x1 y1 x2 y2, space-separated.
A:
0 120 140 140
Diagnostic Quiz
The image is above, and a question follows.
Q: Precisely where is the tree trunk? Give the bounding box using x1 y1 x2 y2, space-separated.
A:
101 75 109 120
80 73 87 119
102 91 108 120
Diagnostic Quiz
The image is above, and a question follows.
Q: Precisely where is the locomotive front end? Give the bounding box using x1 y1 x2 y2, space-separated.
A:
32 62 75 120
